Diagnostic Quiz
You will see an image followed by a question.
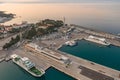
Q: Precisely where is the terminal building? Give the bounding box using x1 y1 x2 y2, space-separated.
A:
25 43 70 63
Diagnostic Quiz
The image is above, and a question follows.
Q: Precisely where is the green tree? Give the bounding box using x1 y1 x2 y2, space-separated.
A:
26 27 37 39
3 35 20 49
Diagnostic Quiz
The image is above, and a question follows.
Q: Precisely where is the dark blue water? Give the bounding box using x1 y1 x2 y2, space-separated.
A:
0 61 75 80
59 40 120 71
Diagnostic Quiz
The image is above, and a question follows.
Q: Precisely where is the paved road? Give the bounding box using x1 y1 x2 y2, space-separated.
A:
0 33 19 50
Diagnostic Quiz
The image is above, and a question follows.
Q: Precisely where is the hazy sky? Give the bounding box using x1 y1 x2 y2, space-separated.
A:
1 0 120 3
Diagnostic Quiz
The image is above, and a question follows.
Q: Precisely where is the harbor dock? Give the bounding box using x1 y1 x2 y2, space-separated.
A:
25 25 120 80
2 24 120 80
11 41 120 80
73 24 120 47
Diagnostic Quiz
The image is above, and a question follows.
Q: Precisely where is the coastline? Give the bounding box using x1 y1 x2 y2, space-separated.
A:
0 2 120 80
0 11 15 24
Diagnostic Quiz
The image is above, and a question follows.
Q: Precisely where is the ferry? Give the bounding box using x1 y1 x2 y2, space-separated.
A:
11 54 45 77
65 40 76 46
85 35 110 46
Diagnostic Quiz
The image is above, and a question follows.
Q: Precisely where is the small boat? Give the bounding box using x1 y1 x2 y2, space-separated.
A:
65 40 76 46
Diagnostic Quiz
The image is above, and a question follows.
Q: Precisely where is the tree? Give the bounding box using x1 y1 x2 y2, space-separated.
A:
2 35 20 50
37 28 45 36
9 28 20 33
16 35 20 41
26 27 37 39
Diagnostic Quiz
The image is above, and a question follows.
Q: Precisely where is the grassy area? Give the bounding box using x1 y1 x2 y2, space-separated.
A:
14 57 20 62
29 67 41 75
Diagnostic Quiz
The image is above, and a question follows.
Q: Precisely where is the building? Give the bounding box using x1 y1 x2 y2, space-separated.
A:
25 43 69 63
12 21 28 29
21 57 35 69
4 26 13 31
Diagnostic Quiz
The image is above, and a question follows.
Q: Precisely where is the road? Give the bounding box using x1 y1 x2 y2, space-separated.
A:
0 34 18 50
0 26 31 50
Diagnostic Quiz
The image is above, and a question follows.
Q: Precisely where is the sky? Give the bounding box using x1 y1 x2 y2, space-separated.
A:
1 0 120 3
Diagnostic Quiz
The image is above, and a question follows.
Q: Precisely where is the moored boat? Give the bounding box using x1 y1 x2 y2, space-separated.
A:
11 54 45 77
65 40 77 46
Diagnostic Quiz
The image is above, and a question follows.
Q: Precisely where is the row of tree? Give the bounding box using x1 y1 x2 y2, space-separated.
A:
36 19 63 27
3 35 20 49
9 28 20 33
23 19 64 39
25 27 37 39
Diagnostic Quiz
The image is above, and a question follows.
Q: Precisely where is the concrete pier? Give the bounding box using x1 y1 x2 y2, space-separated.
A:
12 45 120 80
9 24 120 80
73 24 120 47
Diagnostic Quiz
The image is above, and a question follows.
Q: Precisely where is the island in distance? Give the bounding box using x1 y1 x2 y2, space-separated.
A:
0 11 15 23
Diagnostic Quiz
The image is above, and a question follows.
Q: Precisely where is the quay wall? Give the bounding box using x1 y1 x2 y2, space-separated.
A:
72 24 120 47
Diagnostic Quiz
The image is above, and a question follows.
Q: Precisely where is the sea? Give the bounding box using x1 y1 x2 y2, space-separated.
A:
59 40 120 71
0 3 120 34
0 2 120 80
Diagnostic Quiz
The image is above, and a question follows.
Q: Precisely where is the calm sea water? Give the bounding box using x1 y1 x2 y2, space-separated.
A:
59 40 120 71
0 3 120 34
0 61 75 80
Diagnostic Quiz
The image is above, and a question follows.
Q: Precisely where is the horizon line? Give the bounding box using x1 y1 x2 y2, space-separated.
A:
0 1 120 4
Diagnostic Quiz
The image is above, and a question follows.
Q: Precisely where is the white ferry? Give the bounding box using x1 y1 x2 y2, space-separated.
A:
65 40 76 46
11 54 45 77
85 35 110 46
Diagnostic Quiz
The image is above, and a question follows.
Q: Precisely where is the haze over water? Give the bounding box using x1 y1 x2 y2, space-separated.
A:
0 3 120 34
